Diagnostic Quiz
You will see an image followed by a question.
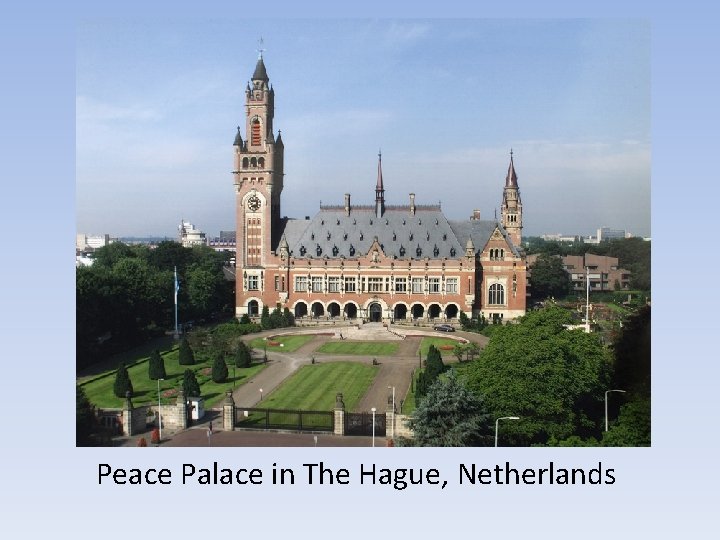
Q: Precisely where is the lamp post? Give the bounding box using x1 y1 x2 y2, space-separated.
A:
371 407 376 447
495 416 520 447
157 378 164 443
605 389 626 431
259 388 263 402
388 386 395 438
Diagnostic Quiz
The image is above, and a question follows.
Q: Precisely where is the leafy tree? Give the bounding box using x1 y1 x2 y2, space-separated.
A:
239 314 252 325
260 305 271 329
530 253 571 300
211 355 229 383
187 266 222 316
613 306 651 398
452 343 465 363
76 385 96 446
182 369 201 398
91 242 137 268
178 338 195 365
235 341 252 368
463 307 612 445
409 371 493 446
113 362 134 398
602 398 651 447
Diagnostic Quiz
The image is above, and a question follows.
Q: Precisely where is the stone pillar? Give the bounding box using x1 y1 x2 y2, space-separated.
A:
334 393 345 436
386 410 395 440
176 388 188 430
122 391 134 436
223 390 236 431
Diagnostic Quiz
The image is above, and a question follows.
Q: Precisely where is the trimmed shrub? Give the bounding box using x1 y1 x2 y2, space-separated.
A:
211 355 228 383
113 362 133 398
235 341 252 368
182 369 201 398
148 349 166 380
260 305 271 329
178 338 195 365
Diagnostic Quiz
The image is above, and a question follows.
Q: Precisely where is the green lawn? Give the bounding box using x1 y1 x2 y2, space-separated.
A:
249 334 316 353
401 368 421 415
419 336 462 358
256 362 378 411
316 341 399 356
79 347 266 409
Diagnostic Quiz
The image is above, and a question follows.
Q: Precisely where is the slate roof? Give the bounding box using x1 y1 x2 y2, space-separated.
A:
253 57 269 81
277 205 488 260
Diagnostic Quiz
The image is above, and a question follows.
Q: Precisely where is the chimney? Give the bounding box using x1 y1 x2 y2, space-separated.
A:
344 193 351 216
409 193 416 216
471 209 481 220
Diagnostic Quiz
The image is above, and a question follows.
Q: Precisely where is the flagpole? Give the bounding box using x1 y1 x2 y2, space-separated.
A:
174 266 179 339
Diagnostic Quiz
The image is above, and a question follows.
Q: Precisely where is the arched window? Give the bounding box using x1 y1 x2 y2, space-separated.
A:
250 157 257 167
251 119 261 146
488 283 505 305
258 157 265 168
242 157 249 169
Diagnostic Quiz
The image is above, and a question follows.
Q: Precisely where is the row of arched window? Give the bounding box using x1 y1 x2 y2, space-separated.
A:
241 156 265 169
489 248 505 260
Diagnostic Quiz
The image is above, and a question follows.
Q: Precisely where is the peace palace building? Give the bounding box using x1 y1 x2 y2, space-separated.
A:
233 55 527 324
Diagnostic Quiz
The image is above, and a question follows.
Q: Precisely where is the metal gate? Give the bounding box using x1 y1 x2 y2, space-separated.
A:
345 411 386 437
235 407 334 432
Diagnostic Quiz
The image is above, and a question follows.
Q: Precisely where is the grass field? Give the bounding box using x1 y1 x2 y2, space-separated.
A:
79 347 266 409
256 361 378 411
249 334 316 353
315 341 399 356
419 336 462 358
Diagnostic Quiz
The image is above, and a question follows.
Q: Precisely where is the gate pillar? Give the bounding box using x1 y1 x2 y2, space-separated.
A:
334 393 345 436
223 390 236 431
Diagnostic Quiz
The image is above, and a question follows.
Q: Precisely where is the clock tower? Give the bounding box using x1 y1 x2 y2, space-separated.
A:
233 52 285 272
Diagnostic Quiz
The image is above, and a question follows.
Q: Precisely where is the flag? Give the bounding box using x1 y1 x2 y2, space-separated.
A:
174 267 180 295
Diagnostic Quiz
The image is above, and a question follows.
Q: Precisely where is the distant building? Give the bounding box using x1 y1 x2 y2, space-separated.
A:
540 233 582 243
597 227 628 242
76 233 112 252
528 253 631 292
179 220 207 247
208 230 237 252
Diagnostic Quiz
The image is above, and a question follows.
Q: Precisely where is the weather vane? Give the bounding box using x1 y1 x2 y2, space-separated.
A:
257 37 265 59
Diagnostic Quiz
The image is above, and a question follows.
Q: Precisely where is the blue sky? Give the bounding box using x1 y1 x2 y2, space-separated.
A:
76 19 650 238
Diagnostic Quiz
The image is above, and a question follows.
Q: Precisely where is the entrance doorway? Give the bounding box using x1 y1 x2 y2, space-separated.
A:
368 302 382 322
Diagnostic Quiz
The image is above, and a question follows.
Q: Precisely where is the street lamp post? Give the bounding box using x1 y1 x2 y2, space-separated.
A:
259 388 263 402
387 386 395 438
157 378 164 443
495 416 520 447
371 407 376 447
605 389 626 431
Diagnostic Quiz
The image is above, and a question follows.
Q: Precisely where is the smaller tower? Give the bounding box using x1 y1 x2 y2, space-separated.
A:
375 151 385 218
501 149 523 246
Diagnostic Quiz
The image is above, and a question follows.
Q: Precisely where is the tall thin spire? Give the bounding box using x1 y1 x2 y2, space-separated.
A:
375 150 385 218
506 148 518 187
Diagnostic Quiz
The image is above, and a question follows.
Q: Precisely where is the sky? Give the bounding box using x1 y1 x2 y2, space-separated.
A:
76 19 650 239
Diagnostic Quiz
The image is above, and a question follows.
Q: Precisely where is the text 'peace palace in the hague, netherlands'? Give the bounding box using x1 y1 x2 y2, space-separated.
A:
232 53 527 325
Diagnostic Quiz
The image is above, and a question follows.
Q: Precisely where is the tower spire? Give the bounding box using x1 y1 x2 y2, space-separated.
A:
375 150 385 218
506 148 518 187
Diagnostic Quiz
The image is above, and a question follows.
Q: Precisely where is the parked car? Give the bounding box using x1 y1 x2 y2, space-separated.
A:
433 324 455 332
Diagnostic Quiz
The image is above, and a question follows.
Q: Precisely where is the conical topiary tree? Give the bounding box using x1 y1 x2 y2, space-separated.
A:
178 337 195 366
235 341 252 368
148 349 167 380
260 305 271 329
211 355 228 383
182 369 201 398
113 362 133 398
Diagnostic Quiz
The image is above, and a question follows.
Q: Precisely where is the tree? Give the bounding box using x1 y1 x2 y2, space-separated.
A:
425 345 445 381
113 362 133 398
463 307 612 445
211 355 229 383
260 305 271 329
187 266 222 316
182 369 201 398
601 398 651 447
529 253 571 300
76 385 96 446
409 371 493 446
148 349 166 380
269 307 283 329
178 338 195 365
281 308 295 327
613 306 651 398
235 341 252 368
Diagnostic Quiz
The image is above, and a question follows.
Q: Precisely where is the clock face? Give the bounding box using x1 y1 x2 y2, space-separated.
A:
247 195 261 211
